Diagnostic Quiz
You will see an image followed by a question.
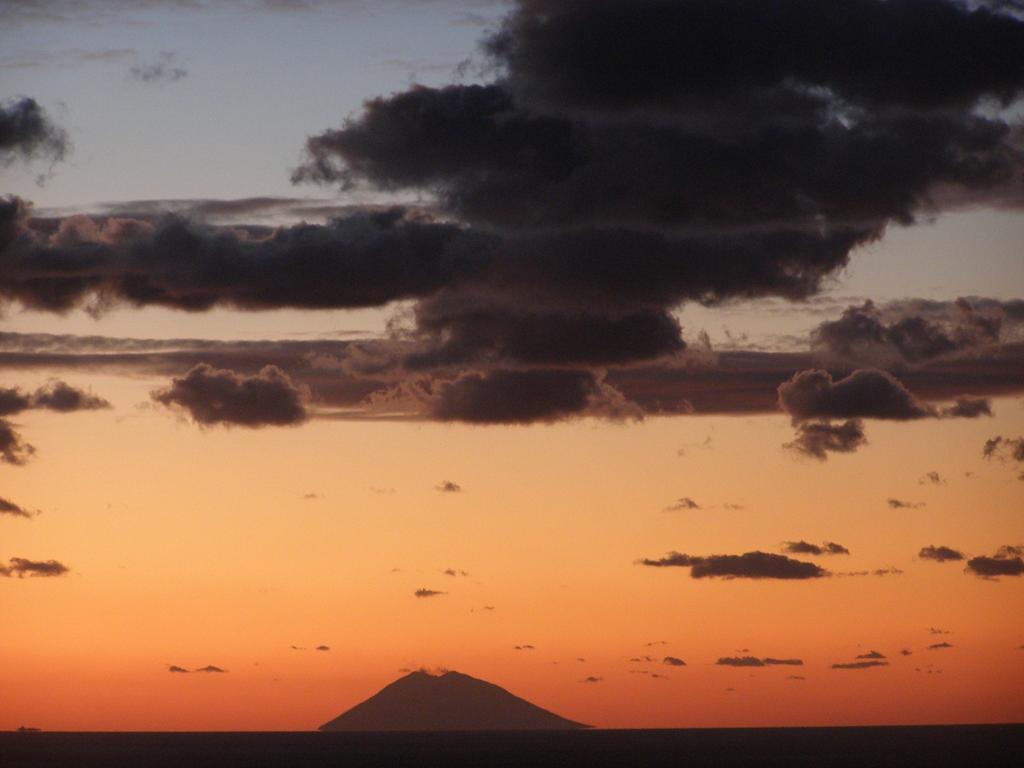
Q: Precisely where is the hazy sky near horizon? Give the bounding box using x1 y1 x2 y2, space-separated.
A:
1 0 1023 730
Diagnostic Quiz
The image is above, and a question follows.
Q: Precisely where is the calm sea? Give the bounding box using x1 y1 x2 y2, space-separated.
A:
2 725 1021 767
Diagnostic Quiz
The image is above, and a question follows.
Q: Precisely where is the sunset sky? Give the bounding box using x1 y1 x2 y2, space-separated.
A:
1 0 1022 731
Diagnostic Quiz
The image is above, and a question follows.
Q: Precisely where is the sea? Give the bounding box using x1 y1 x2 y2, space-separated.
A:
2 725 1021 767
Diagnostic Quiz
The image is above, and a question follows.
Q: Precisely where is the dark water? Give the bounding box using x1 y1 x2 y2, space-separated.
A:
2 725 1021 768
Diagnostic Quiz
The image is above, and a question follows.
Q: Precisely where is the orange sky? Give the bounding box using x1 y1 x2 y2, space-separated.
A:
2 373 1021 730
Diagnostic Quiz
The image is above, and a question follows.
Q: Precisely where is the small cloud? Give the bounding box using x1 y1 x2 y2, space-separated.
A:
442 568 469 577
966 547 1024 578
315 645 330 652
0 496 33 519
856 650 886 660
193 665 227 673
639 551 827 579
919 471 945 485
872 567 904 577
0 557 69 578
414 588 446 598
168 665 189 673
717 656 764 667
31 381 110 412
151 364 307 428
663 656 686 667
581 676 603 683
435 481 462 493
787 675 806 681
130 52 188 84
900 649 913 656
514 644 536 651
928 628 951 635
940 397 992 419
783 540 849 556
888 498 925 509
784 419 867 460
918 545 965 562
928 642 954 650
644 640 669 647
832 660 888 669
629 656 654 663
301 493 320 500
665 496 701 511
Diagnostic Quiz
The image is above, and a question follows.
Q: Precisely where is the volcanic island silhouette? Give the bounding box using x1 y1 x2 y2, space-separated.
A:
319 669 591 731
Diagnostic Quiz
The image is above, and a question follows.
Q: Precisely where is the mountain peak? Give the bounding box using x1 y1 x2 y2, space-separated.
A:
319 670 591 731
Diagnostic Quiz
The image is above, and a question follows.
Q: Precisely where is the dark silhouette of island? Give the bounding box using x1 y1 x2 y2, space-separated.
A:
319 670 591 731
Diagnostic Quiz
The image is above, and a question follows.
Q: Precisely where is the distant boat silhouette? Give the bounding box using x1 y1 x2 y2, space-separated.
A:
319 669 591 731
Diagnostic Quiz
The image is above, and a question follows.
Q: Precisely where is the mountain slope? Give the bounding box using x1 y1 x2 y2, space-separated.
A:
318 670 591 731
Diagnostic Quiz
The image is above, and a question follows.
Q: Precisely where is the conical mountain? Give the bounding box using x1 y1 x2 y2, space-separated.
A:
319 670 591 731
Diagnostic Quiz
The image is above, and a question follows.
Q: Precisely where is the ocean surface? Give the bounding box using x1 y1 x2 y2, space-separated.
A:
2 725 1021 767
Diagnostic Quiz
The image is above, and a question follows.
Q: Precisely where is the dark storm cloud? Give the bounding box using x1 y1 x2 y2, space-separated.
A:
784 419 867 460
663 656 686 667
0 97 69 166
414 588 446 598
486 0 1024 114
0 556 69 577
0 496 33 518
0 201 482 314
918 545 966 562
783 541 849 556
0 419 35 465
832 660 888 669
430 368 636 424
151 363 307 427
3 2 1024 431
778 369 936 422
638 550 826 580
811 298 1007 367
404 297 685 369
1 326 1020 425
